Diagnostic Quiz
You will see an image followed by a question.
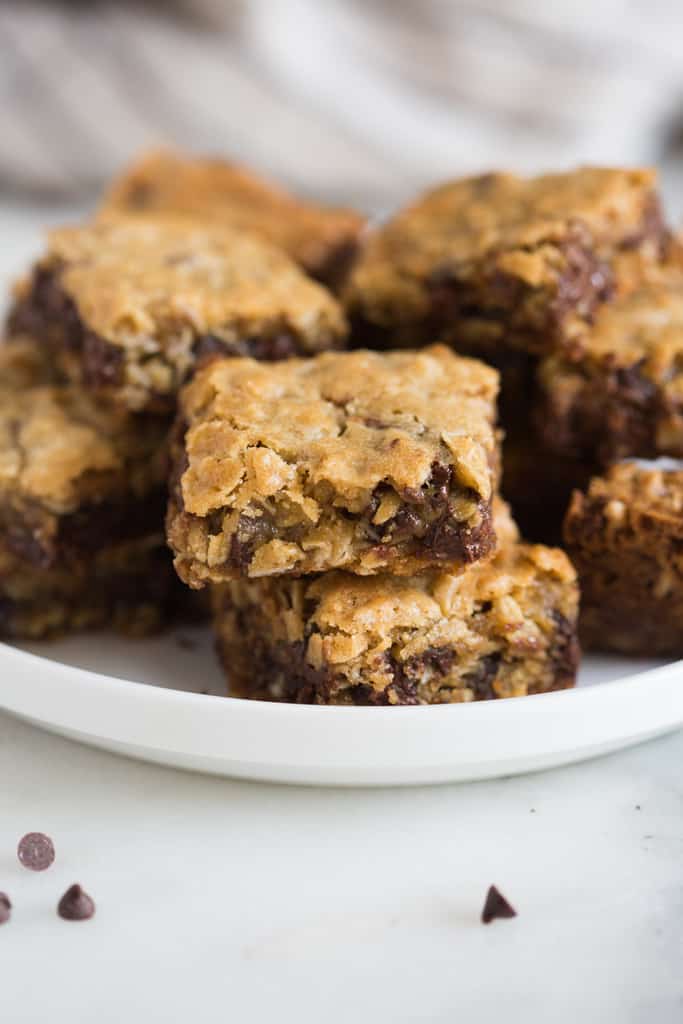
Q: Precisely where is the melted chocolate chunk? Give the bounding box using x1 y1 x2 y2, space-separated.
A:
347 312 396 351
537 358 663 467
417 646 457 677
7 267 81 343
7 268 124 389
193 331 302 366
280 641 334 704
386 654 419 705
57 884 95 921
463 653 502 700
552 238 613 325
369 463 495 564
312 238 360 291
17 832 55 872
548 611 581 690
4 490 167 570
481 885 517 924
426 227 615 347
229 511 277 570
82 332 124 389
388 645 459 705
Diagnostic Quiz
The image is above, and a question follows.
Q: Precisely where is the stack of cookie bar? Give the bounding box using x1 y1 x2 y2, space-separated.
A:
345 165 683 656
166 345 579 703
345 167 667 531
0 166 355 641
12 147 683 698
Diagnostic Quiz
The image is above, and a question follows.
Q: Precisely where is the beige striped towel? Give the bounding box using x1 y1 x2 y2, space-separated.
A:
2 0 683 211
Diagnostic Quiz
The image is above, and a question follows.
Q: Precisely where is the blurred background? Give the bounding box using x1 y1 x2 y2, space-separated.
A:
2 0 683 214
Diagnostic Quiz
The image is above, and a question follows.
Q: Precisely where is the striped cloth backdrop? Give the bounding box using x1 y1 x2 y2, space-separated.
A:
1 0 683 210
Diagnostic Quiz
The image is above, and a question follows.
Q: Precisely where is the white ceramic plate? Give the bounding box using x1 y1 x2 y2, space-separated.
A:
1 630 682 785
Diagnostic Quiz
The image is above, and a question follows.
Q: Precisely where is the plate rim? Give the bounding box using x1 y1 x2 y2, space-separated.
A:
2 638 682 784
1 636 681 719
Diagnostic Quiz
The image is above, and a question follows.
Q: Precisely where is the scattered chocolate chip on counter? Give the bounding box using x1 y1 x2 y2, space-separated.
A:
57 884 95 921
17 832 55 871
481 885 517 924
0 893 11 924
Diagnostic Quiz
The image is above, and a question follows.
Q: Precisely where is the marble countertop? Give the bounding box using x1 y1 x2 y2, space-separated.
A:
1 712 682 1023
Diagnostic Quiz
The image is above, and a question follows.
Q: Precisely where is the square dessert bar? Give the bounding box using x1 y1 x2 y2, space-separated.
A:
537 268 683 467
345 167 665 355
167 345 500 584
501 430 592 545
0 337 182 639
212 510 579 705
564 459 683 655
0 536 181 640
7 217 347 413
100 148 366 288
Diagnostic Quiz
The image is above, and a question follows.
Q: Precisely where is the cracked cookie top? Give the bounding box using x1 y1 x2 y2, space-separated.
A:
8 217 348 411
177 344 499 515
99 148 365 285
169 345 500 581
346 166 662 331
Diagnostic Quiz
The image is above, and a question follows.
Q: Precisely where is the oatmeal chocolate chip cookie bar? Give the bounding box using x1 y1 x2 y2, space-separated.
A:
0 337 183 639
501 430 592 545
99 149 365 289
537 268 683 467
7 217 347 413
564 458 683 655
0 537 181 640
345 167 664 355
167 345 500 585
212 511 579 705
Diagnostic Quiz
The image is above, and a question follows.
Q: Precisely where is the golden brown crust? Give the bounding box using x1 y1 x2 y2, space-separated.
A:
167 345 500 584
8 217 348 411
212 533 579 704
99 149 366 286
346 166 663 354
564 459 683 654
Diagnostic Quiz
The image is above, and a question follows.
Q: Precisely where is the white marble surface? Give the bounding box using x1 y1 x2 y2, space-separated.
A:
0 711 681 1023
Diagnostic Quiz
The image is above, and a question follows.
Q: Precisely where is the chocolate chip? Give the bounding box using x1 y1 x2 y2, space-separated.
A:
82 331 124 388
481 885 517 924
193 331 301 366
464 653 501 701
229 511 277 569
57 884 95 921
17 832 55 871
311 237 359 290
0 893 11 925
549 611 581 690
